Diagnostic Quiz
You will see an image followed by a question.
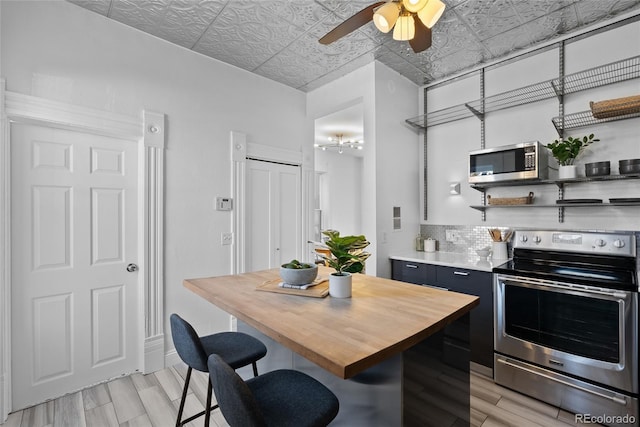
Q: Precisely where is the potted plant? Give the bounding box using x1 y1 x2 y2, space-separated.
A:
546 134 599 179
320 230 371 298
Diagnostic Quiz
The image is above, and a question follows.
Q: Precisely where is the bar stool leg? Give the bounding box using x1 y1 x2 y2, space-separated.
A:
204 380 213 427
176 367 192 427
252 361 259 377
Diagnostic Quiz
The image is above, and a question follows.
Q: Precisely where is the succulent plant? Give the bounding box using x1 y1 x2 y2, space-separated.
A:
282 259 315 269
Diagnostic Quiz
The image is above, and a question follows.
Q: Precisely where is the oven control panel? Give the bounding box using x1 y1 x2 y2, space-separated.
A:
514 230 635 256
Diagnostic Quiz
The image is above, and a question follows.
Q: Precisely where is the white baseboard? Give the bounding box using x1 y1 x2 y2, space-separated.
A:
143 334 165 374
165 349 181 368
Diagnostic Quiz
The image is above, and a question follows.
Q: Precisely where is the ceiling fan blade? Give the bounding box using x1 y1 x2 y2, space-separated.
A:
319 1 385 45
409 15 432 53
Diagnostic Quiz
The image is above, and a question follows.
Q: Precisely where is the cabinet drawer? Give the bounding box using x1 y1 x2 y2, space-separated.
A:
391 260 436 286
435 266 489 292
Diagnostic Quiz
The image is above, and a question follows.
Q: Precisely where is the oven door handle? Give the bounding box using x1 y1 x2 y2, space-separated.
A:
499 277 630 299
497 358 628 406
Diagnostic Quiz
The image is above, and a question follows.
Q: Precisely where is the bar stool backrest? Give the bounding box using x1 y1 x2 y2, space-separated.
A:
208 354 266 427
170 314 208 372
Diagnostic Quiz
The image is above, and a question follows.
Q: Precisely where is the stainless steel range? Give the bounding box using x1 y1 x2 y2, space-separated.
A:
493 230 638 426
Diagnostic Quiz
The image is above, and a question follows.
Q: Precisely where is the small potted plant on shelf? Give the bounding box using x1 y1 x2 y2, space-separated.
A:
320 230 371 298
546 133 599 179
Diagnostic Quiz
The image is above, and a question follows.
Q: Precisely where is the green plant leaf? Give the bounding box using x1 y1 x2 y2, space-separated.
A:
320 230 371 274
547 134 599 166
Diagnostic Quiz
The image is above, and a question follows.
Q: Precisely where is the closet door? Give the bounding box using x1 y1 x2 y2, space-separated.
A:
245 159 301 271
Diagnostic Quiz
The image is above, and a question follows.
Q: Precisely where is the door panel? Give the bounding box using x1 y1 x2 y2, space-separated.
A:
277 169 300 266
246 160 301 272
32 185 72 270
11 123 139 410
247 167 271 272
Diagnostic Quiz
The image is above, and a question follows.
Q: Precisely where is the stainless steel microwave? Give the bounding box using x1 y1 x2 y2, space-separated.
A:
468 141 549 183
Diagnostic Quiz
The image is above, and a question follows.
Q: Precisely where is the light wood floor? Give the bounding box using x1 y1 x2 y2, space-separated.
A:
4 365 603 427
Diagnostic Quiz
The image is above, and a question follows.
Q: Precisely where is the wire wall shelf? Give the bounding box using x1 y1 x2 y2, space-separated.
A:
406 55 640 130
552 109 640 133
470 173 640 191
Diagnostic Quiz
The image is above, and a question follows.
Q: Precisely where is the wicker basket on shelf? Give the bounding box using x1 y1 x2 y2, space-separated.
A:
590 94 640 119
488 192 534 205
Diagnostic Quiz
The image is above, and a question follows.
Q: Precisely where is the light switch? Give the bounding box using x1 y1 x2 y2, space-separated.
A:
221 232 233 245
216 197 233 211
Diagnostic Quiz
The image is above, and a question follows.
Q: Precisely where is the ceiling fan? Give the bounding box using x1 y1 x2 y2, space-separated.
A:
319 0 446 53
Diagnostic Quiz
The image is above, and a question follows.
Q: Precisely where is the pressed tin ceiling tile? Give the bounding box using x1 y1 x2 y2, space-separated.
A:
254 50 328 89
107 0 227 48
295 29 378 65
194 2 306 70
521 7 581 45
317 0 384 19
510 0 578 23
483 23 537 57
259 0 332 29
65 0 640 91
576 0 640 25
454 0 523 40
374 47 428 82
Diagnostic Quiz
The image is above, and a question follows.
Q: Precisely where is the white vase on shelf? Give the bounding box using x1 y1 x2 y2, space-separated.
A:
558 165 577 179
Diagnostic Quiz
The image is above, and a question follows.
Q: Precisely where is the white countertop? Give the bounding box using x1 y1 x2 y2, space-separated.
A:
390 250 510 272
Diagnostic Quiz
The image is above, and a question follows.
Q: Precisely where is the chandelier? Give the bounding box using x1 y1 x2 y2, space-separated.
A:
314 134 364 154
373 0 446 41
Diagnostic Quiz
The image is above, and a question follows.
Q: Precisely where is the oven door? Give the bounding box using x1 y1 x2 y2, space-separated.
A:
495 274 638 394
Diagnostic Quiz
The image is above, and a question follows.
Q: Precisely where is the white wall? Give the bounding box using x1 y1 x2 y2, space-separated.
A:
1 0 308 352
373 62 420 278
307 62 420 277
424 19 640 231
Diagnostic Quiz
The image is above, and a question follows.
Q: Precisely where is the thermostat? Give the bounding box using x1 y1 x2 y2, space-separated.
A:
216 197 233 211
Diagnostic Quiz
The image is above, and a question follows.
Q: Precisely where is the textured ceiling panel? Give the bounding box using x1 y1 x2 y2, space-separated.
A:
66 0 640 91
107 0 227 48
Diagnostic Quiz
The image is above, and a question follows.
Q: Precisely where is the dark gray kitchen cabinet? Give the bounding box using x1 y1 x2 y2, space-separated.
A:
435 266 493 369
391 260 493 369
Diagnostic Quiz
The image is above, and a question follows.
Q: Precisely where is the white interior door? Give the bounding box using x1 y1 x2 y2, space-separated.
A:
245 159 301 271
11 123 139 410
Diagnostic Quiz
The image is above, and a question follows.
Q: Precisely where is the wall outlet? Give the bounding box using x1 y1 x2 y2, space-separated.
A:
221 232 233 245
445 230 459 242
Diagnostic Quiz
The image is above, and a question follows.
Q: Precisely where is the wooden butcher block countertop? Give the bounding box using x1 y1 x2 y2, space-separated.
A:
184 266 479 379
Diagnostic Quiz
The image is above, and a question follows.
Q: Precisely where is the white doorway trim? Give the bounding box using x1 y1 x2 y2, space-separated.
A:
230 131 312 275
0 83 165 421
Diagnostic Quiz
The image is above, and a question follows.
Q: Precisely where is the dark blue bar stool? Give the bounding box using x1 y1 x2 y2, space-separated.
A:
208 353 339 427
170 313 267 427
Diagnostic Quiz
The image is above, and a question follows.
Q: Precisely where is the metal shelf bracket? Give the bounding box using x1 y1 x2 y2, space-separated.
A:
465 103 484 120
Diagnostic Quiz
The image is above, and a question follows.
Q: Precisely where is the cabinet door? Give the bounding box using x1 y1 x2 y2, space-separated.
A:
436 266 493 369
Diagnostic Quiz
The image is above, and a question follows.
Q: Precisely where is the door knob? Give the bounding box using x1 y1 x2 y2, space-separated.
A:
126 263 138 272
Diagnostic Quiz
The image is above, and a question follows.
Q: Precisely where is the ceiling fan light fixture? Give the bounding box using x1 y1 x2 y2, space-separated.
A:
373 1 400 33
417 0 446 28
402 0 429 13
393 13 415 41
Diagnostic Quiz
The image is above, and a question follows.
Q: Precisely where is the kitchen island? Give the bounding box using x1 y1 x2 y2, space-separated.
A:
184 266 479 426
